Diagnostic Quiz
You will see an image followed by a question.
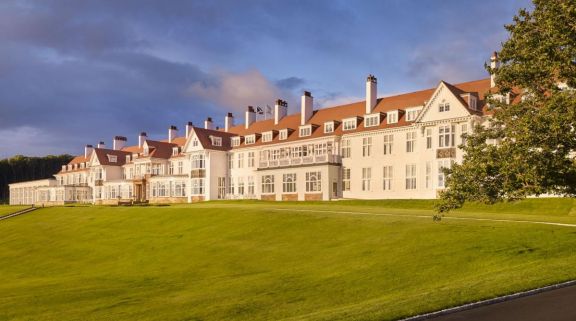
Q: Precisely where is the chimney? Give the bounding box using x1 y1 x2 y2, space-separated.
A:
84 144 94 158
301 91 313 125
274 99 288 125
366 74 377 114
138 132 147 148
204 117 213 130
168 125 178 143
113 136 127 150
97 141 105 149
245 106 256 129
225 113 234 132
185 122 193 137
490 52 500 88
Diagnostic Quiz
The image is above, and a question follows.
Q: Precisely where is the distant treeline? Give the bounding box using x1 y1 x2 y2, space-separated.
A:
0 155 74 203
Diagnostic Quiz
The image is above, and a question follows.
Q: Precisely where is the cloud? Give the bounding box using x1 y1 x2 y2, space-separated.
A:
188 69 292 114
276 77 305 90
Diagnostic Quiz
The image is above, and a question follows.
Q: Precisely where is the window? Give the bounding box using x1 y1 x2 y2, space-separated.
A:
470 96 478 110
324 122 334 133
218 177 226 199
192 138 199 147
245 135 256 145
387 111 398 124
174 181 186 197
107 155 117 163
405 164 417 190
362 168 371 191
262 131 273 142
191 154 205 169
438 125 456 148
191 178 204 195
426 161 431 188
283 173 297 193
383 166 393 190
383 134 393 155
262 175 275 194
343 118 357 131
438 160 453 188
228 154 233 169
406 131 416 152
210 136 222 146
439 102 450 112
362 137 372 157
229 177 235 194
343 168 351 191
172 147 179 156
248 152 255 167
426 128 433 149
364 114 380 127
461 123 468 145
169 163 174 175
238 177 245 195
299 126 312 137
247 176 255 195
279 129 288 140
341 139 351 158
306 171 322 192
178 161 183 174
231 137 240 147
405 108 421 121
237 153 244 168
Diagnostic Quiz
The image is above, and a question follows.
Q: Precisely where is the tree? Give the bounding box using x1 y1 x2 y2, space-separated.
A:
436 0 576 213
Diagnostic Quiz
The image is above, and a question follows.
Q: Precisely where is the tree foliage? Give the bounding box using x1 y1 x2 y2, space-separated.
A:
0 155 73 203
436 0 576 213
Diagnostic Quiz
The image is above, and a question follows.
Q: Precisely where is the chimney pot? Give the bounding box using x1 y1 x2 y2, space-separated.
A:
204 117 214 130
168 125 178 142
301 91 314 125
185 122 194 137
274 98 288 125
138 132 147 148
245 106 256 129
225 113 235 132
366 74 378 114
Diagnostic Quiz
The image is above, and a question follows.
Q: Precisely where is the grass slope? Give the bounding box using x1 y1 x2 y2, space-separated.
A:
1 200 576 320
0 205 29 217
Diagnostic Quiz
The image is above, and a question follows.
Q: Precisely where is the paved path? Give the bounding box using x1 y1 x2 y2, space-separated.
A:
272 208 576 228
0 207 37 221
428 285 576 321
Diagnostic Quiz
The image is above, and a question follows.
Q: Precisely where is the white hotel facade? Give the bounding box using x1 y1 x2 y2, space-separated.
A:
9 55 506 205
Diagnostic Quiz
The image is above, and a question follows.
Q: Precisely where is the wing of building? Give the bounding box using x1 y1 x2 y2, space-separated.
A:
9 54 508 205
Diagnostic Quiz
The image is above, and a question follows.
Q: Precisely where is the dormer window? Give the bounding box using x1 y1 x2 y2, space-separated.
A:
231 137 240 147
470 96 478 110
387 111 398 124
342 118 357 131
324 122 334 133
364 114 380 128
172 147 180 156
107 155 117 163
210 136 222 146
299 125 312 137
439 101 450 112
262 131 273 142
126 155 131 163
405 107 422 122
279 129 288 140
245 134 256 145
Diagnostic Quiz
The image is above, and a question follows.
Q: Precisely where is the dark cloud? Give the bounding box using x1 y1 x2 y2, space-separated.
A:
0 0 533 158
276 77 305 91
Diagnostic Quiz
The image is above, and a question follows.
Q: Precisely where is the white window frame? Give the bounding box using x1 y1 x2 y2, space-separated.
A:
405 107 422 122
364 114 380 128
262 131 273 142
362 168 371 191
383 166 393 190
231 137 240 147
341 139 351 158
245 135 256 145
305 171 322 192
342 167 351 191
279 129 288 140
324 122 335 133
387 111 398 124
261 175 275 194
406 131 416 153
362 137 372 157
283 173 297 193
405 164 417 190
439 101 451 112
342 118 357 131
299 125 312 137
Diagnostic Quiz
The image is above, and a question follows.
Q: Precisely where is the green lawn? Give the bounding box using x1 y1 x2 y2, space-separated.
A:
1 199 576 321
0 205 30 217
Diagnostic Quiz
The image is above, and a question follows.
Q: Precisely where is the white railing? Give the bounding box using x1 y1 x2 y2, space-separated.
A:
258 154 341 169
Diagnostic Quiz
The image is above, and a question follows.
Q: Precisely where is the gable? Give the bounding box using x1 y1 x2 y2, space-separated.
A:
415 82 471 123
183 131 205 153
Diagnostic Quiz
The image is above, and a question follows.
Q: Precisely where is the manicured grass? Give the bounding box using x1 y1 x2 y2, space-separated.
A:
1 200 576 320
0 205 30 216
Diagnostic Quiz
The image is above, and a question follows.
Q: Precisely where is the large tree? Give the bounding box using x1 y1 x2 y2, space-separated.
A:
436 0 576 213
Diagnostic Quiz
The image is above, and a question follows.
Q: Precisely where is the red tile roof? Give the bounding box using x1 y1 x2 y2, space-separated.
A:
224 78 492 149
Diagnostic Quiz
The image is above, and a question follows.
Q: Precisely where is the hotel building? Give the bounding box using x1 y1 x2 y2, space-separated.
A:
9 54 506 205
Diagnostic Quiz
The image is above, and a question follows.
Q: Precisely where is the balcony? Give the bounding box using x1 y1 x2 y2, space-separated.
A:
191 169 206 178
94 179 103 186
258 154 341 170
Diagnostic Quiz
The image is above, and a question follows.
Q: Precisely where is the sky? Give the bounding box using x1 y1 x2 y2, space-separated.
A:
0 0 532 158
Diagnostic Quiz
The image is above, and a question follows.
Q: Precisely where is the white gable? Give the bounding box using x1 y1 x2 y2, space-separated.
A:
415 82 471 123
88 151 100 166
182 130 204 153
